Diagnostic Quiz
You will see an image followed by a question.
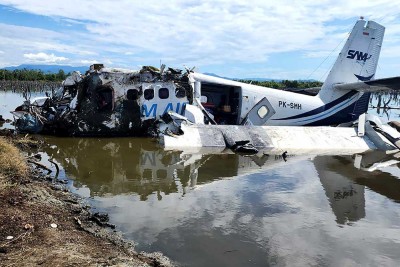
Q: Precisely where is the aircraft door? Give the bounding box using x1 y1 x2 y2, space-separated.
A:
241 97 275 125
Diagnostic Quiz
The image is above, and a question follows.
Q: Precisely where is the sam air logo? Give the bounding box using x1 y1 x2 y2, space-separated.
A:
346 50 372 62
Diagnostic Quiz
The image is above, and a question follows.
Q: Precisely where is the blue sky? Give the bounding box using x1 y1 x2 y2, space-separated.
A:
0 0 400 80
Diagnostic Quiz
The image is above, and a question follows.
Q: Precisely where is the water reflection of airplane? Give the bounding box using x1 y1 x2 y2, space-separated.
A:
43 137 297 199
314 152 400 224
43 137 400 219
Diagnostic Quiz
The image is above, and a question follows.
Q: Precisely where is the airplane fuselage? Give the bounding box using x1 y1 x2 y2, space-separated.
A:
182 73 367 127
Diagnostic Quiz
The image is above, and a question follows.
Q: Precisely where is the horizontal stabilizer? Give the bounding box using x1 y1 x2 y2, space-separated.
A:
334 76 400 92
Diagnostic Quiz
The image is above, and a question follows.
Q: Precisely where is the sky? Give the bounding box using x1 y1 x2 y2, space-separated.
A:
0 0 400 80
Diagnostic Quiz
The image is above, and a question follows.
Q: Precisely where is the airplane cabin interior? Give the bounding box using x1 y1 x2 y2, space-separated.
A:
200 83 242 125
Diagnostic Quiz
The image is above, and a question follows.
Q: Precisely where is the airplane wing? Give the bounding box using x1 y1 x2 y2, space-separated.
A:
334 76 400 92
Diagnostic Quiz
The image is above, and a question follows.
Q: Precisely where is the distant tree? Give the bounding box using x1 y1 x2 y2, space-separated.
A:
239 79 322 89
56 69 66 80
0 69 67 81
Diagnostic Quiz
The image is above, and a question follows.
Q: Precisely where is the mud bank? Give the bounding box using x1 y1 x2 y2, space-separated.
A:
0 130 173 266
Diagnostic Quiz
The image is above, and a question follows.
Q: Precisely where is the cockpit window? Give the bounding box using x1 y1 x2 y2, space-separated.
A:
159 88 169 99
144 88 154 100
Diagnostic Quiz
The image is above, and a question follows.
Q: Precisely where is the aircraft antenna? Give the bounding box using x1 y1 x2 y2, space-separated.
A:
306 34 348 81
319 59 336 81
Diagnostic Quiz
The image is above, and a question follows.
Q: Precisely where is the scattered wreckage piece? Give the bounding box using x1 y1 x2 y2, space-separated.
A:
159 113 400 155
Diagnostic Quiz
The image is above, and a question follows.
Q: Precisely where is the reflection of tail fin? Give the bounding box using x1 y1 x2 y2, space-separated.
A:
315 156 365 224
319 19 385 102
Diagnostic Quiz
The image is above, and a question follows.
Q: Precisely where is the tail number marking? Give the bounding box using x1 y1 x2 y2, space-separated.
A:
278 101 302 110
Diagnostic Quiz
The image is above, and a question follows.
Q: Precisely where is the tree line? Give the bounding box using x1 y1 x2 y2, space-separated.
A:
0 68 324 89
237 79 323 89
0 69 68 81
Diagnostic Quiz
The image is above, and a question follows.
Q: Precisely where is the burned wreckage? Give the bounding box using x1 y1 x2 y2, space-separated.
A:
12 65 193 136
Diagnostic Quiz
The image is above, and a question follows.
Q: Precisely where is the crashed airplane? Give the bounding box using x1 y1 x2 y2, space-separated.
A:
10 18 400 153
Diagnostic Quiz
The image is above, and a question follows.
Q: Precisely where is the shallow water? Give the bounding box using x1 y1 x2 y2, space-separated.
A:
2 91 400 266
0 91 43 128
38 137 400 267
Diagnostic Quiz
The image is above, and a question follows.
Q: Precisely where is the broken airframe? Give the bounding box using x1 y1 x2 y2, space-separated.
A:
12 64 191 136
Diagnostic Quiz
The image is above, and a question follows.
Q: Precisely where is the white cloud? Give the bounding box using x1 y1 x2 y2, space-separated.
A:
80 59 112 65
80 59 99 65
0 0 400 77
23 52 68 63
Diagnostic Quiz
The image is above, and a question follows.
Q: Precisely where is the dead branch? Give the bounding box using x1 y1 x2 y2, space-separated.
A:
48 159 60 178
27 159 52 173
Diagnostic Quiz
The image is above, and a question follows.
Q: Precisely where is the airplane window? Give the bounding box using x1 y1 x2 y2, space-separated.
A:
127 89 139 100
144 88 154 100
175 87 186 98
157 169 167 178
159 88 169 99
142 169 153 179
257 105 269 119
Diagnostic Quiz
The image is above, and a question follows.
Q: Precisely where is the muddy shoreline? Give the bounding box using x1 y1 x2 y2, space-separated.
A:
0 129 173 266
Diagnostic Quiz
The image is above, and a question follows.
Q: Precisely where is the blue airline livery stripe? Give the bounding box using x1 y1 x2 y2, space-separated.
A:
304 92 371 126
272 91 358 121
355 73 374 81
295 94 358 123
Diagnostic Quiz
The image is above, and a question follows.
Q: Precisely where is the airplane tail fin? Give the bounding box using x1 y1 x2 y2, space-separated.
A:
318 19 385 102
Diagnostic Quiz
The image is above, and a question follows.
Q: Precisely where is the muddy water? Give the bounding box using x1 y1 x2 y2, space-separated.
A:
39 137 400 266
3 91 400 266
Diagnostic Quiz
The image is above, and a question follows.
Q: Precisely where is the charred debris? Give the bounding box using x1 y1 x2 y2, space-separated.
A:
12 64 192 136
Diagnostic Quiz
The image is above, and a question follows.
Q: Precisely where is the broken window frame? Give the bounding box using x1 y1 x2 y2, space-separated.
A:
175 87 186 98
95 85 115 112
127 89 139 101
